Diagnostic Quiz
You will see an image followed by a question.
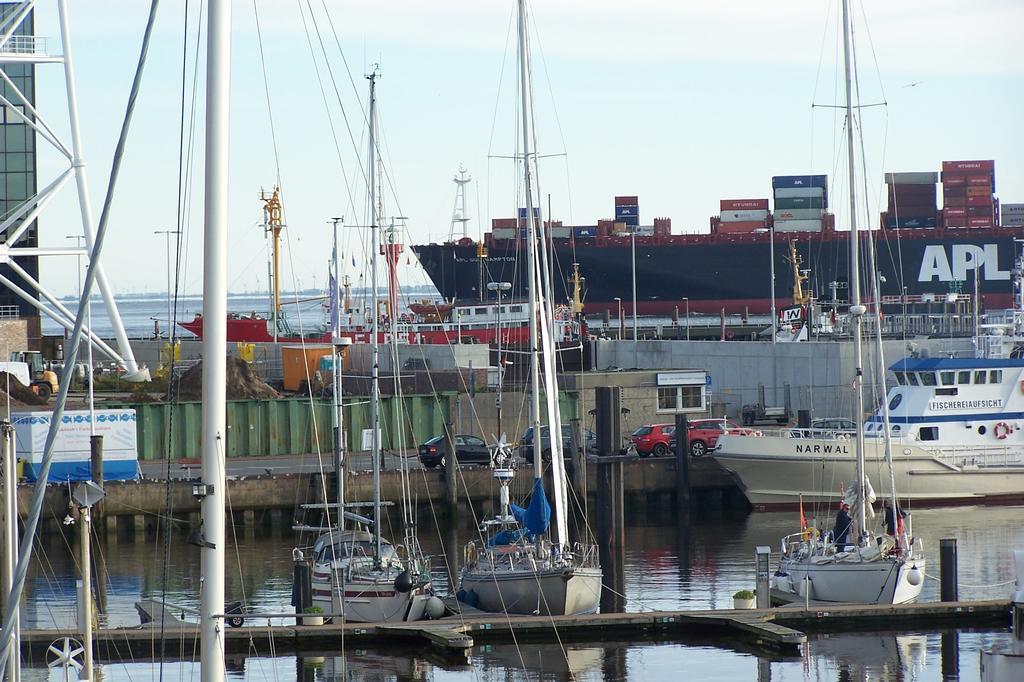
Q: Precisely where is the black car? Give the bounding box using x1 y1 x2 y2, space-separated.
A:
418 434 492 468
519 425 598 462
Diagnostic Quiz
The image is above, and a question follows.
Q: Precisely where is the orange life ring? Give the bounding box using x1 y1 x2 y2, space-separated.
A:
995 422 1013 440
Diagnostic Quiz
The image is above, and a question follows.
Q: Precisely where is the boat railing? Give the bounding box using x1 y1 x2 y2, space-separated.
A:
930 444 1024 468
781 427 855 440
572 542 600 568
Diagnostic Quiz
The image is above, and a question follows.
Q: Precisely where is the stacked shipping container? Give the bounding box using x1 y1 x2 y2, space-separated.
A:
1003 204 1024 228
614 196 639 227
884 171 938 229
716 198 770 234
941 160 996 228
772 176 827 232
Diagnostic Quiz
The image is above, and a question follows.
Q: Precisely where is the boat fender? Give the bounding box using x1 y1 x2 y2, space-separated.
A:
393 570 414 593
995 422 1013 440
906 565 923 586
425 596 446 619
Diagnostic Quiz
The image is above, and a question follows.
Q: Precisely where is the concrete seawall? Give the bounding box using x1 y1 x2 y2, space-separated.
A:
18 457 738 534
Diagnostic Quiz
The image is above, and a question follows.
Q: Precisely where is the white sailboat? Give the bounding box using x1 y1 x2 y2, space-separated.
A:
762 0 925 606
457 0 601 617
293 69 436 623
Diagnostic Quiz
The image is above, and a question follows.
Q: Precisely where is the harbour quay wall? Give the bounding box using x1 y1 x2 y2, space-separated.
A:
17 457 735 534
591 338 974 419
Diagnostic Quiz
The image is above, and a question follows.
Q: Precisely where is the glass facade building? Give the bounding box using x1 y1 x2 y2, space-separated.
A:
0 3 40 321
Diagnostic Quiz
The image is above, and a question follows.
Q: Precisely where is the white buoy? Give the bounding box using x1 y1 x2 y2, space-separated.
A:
907 565 923 586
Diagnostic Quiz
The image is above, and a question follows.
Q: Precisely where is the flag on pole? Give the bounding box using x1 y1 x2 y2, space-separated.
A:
799 493 806 530
328 272 339 329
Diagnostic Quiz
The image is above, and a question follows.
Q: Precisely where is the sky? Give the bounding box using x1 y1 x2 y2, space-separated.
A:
13 0 1024 300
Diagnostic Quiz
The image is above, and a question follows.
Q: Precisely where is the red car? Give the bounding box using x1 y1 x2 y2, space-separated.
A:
686 419 758 457
630 423 676 457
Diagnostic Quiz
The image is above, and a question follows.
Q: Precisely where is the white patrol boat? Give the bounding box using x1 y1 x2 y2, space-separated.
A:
715 311 1024 509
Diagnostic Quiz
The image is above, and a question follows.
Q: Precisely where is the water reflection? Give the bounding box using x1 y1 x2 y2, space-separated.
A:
16 504 1024 679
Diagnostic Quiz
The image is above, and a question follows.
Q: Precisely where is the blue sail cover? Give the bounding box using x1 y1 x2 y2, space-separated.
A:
521 478 551 536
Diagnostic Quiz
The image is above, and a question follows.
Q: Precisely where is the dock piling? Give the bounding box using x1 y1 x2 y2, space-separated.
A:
595 386 625 613
940 537 958 602
674 414 690 508
443 418 457 510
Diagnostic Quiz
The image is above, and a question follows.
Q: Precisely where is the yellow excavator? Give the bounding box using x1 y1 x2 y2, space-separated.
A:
8 351 59 400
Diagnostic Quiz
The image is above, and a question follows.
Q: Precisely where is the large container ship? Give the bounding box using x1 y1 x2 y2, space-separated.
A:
413 160 1023 316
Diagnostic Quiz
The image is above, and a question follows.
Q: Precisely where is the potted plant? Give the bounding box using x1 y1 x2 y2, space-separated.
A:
301 605 324 626
732 589 756 610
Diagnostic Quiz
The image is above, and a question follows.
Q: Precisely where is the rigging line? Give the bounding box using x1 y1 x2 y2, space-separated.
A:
160 0 198 674
251 0 282 186
295 0 360 223
1 0 163 671
487 3 518 162
303 0 373 203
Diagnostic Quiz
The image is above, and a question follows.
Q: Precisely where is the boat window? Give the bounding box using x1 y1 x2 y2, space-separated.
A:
894 371 905 385
919 372 936 386
958 371 971 384
906 372 919 386
974 371 987 384
919 426 939 441
940 371 955 386
510 305 523 313
990 370 1003 383
474 307 487 315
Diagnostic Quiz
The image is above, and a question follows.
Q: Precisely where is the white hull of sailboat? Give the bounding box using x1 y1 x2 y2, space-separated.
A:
714 434 1024 508
772 556 926 605
460 566 602 616
311 567 432 623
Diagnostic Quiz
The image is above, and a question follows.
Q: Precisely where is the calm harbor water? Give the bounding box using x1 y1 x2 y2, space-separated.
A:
17 504 1024 680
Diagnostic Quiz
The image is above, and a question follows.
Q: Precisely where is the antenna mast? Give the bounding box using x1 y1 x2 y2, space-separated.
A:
449 165 472 240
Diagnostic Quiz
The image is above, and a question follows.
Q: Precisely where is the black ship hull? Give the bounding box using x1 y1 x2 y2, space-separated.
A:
411 230 1019 315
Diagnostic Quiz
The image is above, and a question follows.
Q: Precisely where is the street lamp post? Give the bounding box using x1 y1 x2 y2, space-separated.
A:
154 229 181 338
682 297 690 341
487 281 512 437
631 228 638 369
613 297 622 339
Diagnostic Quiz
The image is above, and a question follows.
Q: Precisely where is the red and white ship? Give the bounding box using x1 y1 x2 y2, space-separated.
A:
178 188 584 345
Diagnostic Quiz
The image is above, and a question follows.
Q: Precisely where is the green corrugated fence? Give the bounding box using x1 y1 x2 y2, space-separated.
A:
104 395 454 460
104 391 580 460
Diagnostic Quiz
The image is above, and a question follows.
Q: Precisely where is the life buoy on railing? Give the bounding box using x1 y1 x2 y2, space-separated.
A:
995 422 1013 440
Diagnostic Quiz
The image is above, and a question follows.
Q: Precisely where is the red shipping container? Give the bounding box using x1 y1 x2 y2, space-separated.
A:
888 184 936 196
889 203 939 215
967 185 993 197
716 220 767 234
944 207 967 218
720 198 769 211
944 196 967 208
492 217 517 229
967 195 994 207
615 196 639 207
942 174 967 186
943 184 967 195
942 159 995 173
967 206 993 217
967 174 994 186
968 217 994 228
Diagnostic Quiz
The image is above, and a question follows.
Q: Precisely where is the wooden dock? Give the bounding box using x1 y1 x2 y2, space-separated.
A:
18 599 1009 662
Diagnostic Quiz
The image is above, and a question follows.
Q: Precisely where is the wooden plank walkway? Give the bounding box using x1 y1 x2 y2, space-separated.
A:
19 599 1009 662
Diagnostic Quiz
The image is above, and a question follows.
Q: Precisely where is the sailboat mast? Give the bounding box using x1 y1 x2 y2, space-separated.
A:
516 0 543 481
841 0 868 536
332 218 344 530
201 0 230 678
367 69 383 566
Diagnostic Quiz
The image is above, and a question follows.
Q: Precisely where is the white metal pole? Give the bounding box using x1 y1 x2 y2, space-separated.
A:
684 298 690 341
201 0 230 678
517 0 543 482
2 424 19 682
57 0 141 378
841 0 867 539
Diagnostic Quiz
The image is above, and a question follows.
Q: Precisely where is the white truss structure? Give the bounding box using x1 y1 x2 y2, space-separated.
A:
0 0 145 379
448 165 472 240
